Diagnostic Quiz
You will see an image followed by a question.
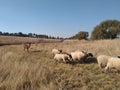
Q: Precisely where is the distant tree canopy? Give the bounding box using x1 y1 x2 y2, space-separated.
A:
91 20 120 40
0 31 58 39
70 31 89 40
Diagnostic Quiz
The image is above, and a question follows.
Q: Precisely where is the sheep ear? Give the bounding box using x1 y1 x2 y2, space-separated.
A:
82 51 84 53
69 54 72 58
118 56 120 58
59 49 62 52
82 51 85 53
88 53 93 57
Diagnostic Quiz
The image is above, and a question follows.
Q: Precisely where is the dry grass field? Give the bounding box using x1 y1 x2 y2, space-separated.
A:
0 35 62 45
0 36 120 90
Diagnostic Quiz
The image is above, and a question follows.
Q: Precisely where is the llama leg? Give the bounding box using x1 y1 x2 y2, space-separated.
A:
24 47 26 51
27 48 29 52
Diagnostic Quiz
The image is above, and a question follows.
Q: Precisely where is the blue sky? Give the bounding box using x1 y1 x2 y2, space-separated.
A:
0 0 120 38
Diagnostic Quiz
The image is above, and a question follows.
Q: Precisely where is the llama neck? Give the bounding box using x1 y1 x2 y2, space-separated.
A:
28 44 31 48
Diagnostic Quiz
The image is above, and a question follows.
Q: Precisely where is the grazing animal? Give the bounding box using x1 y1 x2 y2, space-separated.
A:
54 53 72 63
105 57 120 72
97 55 112 69
70 51 93 63
52 49 62 55
23 43 31 52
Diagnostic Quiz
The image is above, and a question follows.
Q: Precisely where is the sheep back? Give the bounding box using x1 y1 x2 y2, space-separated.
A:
70 51 85 62
54 54 70 63
52 49 62 55
97 55 111 68
105 57 120 71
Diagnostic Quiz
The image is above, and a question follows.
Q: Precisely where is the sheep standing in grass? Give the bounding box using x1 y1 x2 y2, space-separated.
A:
52 49 62 55
70 51 93 63
97 55 112 69
54 53 72 63
105 57 120 72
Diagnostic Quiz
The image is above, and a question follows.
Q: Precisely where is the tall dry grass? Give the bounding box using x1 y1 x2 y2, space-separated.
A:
0 38 120 90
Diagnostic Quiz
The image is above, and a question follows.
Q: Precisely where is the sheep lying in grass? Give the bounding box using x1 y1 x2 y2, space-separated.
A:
54 53 72 63
105 57 120 72
52 49 62 55
97 55 112 69
70 51 93 63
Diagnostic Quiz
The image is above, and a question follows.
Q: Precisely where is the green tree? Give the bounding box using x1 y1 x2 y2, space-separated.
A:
91 20 120 40
0 31 2 35
28 33 33 37
71 31 89 40
18 32 23 36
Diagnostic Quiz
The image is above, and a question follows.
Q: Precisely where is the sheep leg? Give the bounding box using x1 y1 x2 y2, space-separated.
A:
53 58 58 62
63 59 66 63
105 66 111 72
105 66 108 71
24 47 26 51
99 63 103 69
25 49 28 52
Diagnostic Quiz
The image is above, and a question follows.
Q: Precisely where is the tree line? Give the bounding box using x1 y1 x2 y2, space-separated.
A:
0 31 63 39
70 20 120 40
0 20 120 40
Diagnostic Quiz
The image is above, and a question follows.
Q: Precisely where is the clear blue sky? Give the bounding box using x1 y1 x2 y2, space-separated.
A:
0 0 120 38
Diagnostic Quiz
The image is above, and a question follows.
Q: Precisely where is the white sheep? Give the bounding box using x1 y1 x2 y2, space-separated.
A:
54 53 71 63
52 49 62 55
70 51 93 63
97 55 112 69
105 57 120 72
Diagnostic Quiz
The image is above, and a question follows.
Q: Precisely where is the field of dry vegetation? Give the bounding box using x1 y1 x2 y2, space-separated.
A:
0 36 120 90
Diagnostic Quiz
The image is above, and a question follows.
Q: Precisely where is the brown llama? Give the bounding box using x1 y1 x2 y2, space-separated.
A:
23 43 31 52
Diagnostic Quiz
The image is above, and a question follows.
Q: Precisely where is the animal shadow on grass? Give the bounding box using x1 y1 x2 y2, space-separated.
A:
31 50 42 52
83 57 97 64
104 69 120 74
67 57 97 65
28 50 43 54
30 50 49 55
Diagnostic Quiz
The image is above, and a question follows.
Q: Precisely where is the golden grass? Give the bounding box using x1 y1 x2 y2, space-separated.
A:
0 37 120 90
